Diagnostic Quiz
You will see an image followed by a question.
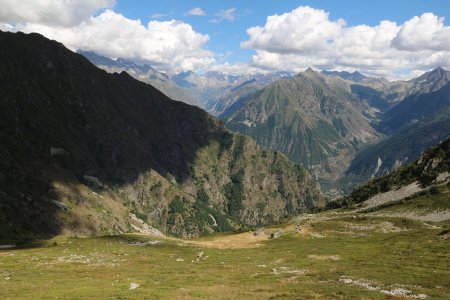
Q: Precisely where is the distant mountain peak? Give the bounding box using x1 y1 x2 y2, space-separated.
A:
321 70 366 82
427 66 446 77
423 66 446 76
77 50 154 73
415 66 449 85
179 70 197 76
299 67 320 79
273 71 293 77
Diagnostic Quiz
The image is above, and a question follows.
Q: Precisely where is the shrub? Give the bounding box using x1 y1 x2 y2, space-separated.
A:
169 196 185 214
429 186 439 194
224 169 245 217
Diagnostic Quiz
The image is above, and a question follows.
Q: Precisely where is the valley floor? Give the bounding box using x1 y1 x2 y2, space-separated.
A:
1 205 449 300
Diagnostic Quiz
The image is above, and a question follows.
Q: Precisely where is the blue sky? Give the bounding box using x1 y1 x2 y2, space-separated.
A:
115 0 450 65
1 0 450 78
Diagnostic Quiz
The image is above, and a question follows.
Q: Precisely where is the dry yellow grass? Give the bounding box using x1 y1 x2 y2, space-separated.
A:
184 231 267 249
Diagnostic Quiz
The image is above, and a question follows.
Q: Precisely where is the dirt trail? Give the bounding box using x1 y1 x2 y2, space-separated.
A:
183 231 268 249
183 223 303 249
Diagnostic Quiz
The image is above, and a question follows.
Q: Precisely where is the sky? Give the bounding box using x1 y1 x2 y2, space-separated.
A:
1 0 450 79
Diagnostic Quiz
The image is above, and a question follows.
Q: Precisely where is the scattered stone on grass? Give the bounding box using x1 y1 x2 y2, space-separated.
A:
272 267 307 275
129 282 139 290
270 231 281 239
253 228 266 236
339 277 427 298
129 240 163 246
308 255 340 261
56 253 121 267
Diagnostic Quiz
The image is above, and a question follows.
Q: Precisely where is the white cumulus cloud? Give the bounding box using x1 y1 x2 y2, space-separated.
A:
0 0 114 27
186 7 206 16
150 13 170 19
0 6 214 72
210 8 236 23
242 6 344 54
392 13 450 52
241 6 450 78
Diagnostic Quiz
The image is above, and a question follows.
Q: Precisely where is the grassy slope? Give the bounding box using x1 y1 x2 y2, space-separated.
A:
1 209 449 299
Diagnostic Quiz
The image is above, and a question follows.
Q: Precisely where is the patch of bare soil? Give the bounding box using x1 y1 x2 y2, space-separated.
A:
184 231 269 249
184 222 306 249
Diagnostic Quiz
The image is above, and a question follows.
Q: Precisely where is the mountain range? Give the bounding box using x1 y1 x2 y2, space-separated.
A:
79 50 292 113
1 29 450 242
0 31 323 241
225 69 380 186
80 49 450 199
223 67 450 197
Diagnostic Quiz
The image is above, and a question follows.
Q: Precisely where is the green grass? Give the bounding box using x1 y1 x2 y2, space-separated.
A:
1 213 449 299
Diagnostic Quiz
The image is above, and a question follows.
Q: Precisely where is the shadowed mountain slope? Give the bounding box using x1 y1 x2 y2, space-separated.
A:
379 81 450 134
78 50 200 106
0 31 323 241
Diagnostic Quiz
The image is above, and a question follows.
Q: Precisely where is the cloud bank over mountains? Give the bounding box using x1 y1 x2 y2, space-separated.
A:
242 6 450 78
0 0 214 72
0 0 115 27
0 1 449 78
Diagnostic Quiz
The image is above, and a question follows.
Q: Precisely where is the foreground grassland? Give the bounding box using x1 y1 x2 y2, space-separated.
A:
1 211 449 299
